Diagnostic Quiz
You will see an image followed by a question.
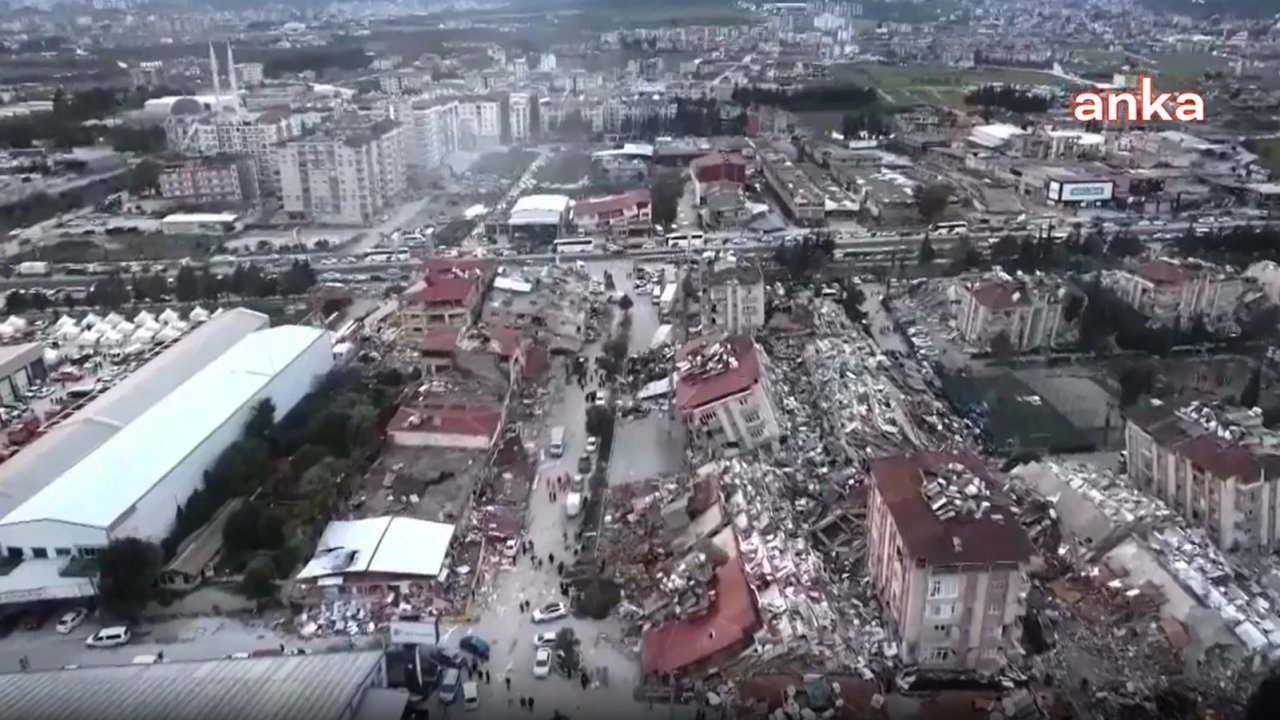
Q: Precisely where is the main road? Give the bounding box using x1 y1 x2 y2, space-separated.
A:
2 218 1270 291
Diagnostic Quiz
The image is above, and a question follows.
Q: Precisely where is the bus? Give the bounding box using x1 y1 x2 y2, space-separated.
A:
554 237 597 254
665 231 706 249
928 222 969 236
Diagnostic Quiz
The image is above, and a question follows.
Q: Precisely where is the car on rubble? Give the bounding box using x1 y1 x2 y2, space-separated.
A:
531 602 568 623
533 647 553 678
533 631 558 647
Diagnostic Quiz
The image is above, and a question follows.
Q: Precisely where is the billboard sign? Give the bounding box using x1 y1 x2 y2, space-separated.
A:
389 620 439 645
1052 181 1113 203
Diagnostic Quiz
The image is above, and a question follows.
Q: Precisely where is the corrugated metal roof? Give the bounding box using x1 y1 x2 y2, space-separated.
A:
0 309 268 520
0 650 384 720
0 325 329 530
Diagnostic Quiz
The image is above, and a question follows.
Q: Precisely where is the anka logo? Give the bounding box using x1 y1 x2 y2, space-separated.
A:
1072 76 1204 123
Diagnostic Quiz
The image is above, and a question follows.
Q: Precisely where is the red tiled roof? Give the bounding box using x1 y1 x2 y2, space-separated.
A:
691 152 747 168
387 402 502 439
574 189 651 218
402 275 474 304
420 326 460 354
969 282 1027 311
870 452 1036 566
422 257 497 277
1134 259 1197 286
641 557 758 675
1176 434 1262 481
675 335 761 411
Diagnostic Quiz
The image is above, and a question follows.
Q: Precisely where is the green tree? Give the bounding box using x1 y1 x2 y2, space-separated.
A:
553 627 581 675
244 399 276 442
1241 366 1263 408
97 538 161 621
291 444 330 475
301 459 343 518
345 404 380 454
918 234 937 265
599 337 628 376
129 159 161 196
650 169 685 231
989 330 1015 357
173 266 199 302
914 182 952 224
240 555 278 604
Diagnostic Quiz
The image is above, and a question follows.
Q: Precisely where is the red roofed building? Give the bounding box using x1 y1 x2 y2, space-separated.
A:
641 556 759 677
957 277 1068 353
387 401 503 450
399 257 497 343
1124 398 1280 550
572 189 652 237
867 452 1035 671
690 152 748 185
675 335 782 452
1105 257 1244 330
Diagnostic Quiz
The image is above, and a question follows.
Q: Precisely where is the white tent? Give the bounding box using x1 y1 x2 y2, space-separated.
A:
42 347 61 365
55 315 76 329
165 320 189 334
155 326 181 343
157 308 180 325
115 321 137 336
77 330 102 347
141 321 162 335
90 323 111 336
101 330 125 347
189 306 211 323
101 312 125 328
5 316 28 333
80 313 102 328
123 343 147 356
0 326 14 340
133 310 155 326
211 308 225 317
57 325 81 342
130 329 155 345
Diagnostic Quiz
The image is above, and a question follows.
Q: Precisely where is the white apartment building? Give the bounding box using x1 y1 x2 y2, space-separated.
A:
675 335 782 452
158 156 255 204
278 119 407 225
1104 258 1245 330
1126 399 1280 551
538 52 557 72
702 260 766 335
866 452 1035 671
957 277 1068 352
409 100 461 177
235 62 265 87
166 110 300 196
508 92 531 143
458 98 502 149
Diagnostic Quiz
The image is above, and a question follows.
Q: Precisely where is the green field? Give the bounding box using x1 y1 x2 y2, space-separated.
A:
831 63 1075 107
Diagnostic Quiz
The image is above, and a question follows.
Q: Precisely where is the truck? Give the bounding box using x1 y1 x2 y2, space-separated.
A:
565 492 582 517
16 261 51 277
548 426 566 458
659 283 678 318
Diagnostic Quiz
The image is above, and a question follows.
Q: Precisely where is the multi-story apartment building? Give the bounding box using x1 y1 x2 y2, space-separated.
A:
158 156 256 204
277 118 407 225
675 335 782 453
408 100 461 178
508 92 531 144
1103 258 1245 330
1125 398 1280 550
571 190 651 237
457 98 503 149
235 62 264 87
702 260 765 335
957 276 1069 352
867 452 1035 671
399 257 497 345
166 109 301 196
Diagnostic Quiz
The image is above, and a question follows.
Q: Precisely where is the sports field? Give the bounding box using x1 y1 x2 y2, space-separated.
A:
830 63 1075 106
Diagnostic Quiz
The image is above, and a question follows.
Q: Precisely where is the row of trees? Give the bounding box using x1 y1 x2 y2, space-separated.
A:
730 83 880 112
263 46 373 79
98 369 401 619
964 85 1052 113
0 86 184 151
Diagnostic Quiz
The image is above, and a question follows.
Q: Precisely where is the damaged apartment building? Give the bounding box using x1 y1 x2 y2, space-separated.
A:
398 257 497 344
1125 398 1280 551
1102 258 1246 332
674 334 783 454
701 258 766 335
481 264 591 353
955 272 1075 353
866 452 1036 671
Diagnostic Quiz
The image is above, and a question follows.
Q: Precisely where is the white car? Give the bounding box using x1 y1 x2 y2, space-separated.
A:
85 626 131 648
533 647 553 678
531 602 568 623
533 631 558 647
55 608 88 634
585 436 599 454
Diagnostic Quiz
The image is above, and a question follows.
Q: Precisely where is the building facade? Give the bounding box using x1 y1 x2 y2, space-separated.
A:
398 258 496 345
957 277 1067 352
158 156 256 204
1104 258 1245 330
702 260 766 335
508 92 532 144
867 452 1035 671
675 335 782 452
278 119 407 225
409 100 461 177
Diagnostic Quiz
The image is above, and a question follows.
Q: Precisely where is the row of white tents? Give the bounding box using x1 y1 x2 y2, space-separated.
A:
45 306 222 353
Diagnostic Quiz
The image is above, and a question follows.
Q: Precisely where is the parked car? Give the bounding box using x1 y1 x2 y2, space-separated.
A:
463 681 480 711
584 436 599 454
55 608 88 634
533 631 558 648
459 635 490 661
438 667 462 704
533 647 552 678
85 626 131 648
531 602 568 623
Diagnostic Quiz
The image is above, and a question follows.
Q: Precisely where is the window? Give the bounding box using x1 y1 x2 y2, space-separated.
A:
55 548 72 558
932 624 950 635
987 601 1003 614
982 647 1000 659
32 548 48 559
927 602 955 619
928 576 959 599
79 547 100 559
742 409 762 424
5 547 21 559
926 647 953 663
989 578 1007 594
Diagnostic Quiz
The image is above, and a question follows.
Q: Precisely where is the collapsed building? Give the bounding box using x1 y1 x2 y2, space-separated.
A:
675 334 784 454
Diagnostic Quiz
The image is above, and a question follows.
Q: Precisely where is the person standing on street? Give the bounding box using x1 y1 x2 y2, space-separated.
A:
520 697 527 711
505 676 512 691
528 697 535 712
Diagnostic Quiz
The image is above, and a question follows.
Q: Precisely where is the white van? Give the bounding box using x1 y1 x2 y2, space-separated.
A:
549 426 566 458
463 681 480 711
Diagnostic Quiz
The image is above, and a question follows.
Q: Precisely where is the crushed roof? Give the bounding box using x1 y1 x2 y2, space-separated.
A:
674 335 762 411
641 557 759 674
573 189 651 218
1133 258 1199 286
296 516 455 580
387 402 503 440
0 650 386 720
870 452 1036 566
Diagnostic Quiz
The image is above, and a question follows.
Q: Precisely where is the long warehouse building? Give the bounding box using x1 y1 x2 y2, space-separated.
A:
0 323 333 604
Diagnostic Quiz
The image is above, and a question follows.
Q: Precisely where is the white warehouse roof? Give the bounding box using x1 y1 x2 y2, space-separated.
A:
508 194 572 226
0 308 268 520
296 516 455 581
162 213 239 224
0 325 328 530
0 650 391 720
